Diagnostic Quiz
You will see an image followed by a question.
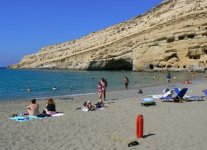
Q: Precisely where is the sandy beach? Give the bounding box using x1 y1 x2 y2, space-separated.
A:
0 79 207 150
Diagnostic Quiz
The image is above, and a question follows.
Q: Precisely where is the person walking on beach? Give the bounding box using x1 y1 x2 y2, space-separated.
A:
101 77 107 101
124 76 129 90
166 72 171 86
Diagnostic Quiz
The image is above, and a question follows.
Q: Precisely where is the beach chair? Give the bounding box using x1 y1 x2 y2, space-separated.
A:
174 87 205 101
151 89 173 99
140 98 156 106
161 88 188 102
203 89 207 96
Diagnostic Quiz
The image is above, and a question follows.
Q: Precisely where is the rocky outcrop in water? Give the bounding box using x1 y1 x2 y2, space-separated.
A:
11 0 207 71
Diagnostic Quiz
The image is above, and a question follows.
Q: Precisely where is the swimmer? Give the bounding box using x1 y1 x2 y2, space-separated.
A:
27 88 32 92
52 86 57 91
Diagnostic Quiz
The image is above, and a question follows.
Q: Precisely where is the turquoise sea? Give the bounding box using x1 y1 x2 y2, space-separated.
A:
0 67 203 101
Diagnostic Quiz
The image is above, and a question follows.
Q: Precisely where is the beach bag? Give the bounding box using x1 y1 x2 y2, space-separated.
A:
138 89 143 94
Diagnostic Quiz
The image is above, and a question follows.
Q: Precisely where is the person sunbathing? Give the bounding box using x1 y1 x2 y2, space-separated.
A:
86 101 96 111
82 101 96 111
43 98 56 115
26 99 40 116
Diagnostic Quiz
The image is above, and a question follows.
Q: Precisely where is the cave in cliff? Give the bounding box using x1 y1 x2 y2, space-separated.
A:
88 59 133 71
104 59 133 70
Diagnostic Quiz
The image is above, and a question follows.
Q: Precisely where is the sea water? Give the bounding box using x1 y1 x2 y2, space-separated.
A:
0 67 202 101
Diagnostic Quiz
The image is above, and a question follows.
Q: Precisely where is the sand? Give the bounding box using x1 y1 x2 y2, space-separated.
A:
0 79 207 150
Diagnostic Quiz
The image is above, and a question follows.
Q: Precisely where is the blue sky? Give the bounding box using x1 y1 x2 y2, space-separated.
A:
0 0 162 67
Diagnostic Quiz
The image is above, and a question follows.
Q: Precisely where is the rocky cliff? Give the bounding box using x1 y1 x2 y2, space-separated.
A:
11 0 207 71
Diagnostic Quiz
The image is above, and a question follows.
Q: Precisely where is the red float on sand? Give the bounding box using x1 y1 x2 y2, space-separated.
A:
136 115 144 138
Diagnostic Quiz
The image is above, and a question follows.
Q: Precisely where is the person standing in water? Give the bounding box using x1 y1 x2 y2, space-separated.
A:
124 76 129 90
166 72 172 86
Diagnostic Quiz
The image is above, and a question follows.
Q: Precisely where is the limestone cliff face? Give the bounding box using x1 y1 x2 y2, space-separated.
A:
11 0 207 71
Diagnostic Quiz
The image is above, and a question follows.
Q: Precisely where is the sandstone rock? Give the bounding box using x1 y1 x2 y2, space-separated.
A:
10 0 207 72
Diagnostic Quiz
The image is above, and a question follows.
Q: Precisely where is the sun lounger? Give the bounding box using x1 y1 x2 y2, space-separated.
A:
185 96 205 101
161 88 188 102
151 89 174 99
174 87 205 101
203 89 207 96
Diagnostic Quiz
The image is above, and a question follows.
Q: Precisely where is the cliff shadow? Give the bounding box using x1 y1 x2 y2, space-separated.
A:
88 58 133 71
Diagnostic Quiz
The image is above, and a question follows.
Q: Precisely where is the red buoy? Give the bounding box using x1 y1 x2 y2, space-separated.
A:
136 115 144 138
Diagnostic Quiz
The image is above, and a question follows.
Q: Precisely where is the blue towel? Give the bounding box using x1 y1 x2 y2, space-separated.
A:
9 116 33 122
9 115 48 122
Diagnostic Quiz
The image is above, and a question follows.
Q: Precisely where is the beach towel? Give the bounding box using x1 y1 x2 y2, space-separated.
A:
51 113 64 117
80 106 105 112
9 113 64 122
81 106 89 112
9 116 33 122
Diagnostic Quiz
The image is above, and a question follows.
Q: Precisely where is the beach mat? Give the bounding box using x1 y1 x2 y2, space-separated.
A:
9 116 34 122
9 113 64 122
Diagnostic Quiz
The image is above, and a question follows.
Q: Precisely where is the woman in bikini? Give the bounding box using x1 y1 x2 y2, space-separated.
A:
97 82 103 101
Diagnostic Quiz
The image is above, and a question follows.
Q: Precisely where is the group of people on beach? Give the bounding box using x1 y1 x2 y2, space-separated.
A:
81 77 108 111
26 98 56 116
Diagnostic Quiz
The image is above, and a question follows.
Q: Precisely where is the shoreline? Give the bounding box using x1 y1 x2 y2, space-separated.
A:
0 78 207 104
1 78 207 150
0 76 205 102
1 68 205 101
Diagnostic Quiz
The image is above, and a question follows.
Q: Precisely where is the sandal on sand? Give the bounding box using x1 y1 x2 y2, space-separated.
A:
128 141 139 147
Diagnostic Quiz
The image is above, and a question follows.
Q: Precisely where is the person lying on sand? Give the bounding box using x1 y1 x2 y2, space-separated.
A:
86 101 96 111
82 101 96 111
